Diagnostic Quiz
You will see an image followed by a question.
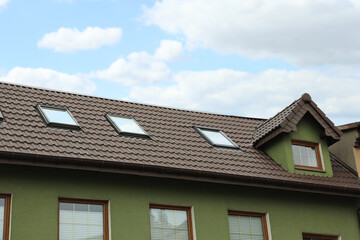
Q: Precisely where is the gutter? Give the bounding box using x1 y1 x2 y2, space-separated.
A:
0 151 359 198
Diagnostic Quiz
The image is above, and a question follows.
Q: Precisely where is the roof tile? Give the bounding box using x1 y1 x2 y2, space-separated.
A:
0 83 358 194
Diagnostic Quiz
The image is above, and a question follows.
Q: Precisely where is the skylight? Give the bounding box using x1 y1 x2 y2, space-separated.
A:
106 114 148 137
0 111 4 122
195 126 239 149
37 105 80 130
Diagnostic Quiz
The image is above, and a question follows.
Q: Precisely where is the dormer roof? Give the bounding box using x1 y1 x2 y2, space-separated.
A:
252 93 343 148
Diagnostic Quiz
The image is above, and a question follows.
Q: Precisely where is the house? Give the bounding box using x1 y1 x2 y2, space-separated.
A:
329 122 360 177
0 82 359 240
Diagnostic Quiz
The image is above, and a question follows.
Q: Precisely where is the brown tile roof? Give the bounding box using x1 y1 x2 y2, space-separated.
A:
252 93 343 148
337 122 360 131
0 83 359 196
336 122 360 148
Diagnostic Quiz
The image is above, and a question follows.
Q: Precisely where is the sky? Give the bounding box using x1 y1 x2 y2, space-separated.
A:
0 0 360 125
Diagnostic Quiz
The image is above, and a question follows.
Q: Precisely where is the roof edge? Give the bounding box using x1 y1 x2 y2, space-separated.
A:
337 122 360 131
0 151 359 197
0 81 265 121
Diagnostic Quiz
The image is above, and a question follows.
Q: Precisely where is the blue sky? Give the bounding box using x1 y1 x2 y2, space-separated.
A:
1 0 360 125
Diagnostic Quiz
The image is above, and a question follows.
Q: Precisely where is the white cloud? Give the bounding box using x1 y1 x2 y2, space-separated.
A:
91 51 171 86
0 0 10 9
129 67 360 124
154 40 184 61
38 27 122 53
91 40 184 85
143 0 360 66
0 67 96 94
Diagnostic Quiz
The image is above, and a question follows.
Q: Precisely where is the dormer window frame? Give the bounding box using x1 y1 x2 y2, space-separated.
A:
105 113 150 139
194 126 240 150
36 105 81 131
291 140 323 171
0 110 4 122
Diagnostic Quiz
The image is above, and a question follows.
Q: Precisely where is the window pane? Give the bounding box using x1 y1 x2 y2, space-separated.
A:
176 229 189 240
175 210 187 228
241 234 252 240
199 128 237 147
150 207 190 240
163 209 175 227
292 143 320 168
230 234 241 240
301 156 310 166
300 146 308 156
239 216 251 234
41 107 77 126
228 214 265 240
309 156 318 167
163 229 176 240
108 115 147 135
59 202 105 240
151 228 162 240
0 198 4 240
150 208 162 228
251 216 264 234
228 215 239 233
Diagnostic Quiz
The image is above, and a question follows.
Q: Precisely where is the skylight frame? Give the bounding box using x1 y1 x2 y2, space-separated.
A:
36 105 81 131
105 113 150 139
194 126 240 149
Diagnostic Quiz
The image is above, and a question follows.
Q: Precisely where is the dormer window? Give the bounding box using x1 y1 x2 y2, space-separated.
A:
291 140 322 171
194 126 239 149
37 105 80 130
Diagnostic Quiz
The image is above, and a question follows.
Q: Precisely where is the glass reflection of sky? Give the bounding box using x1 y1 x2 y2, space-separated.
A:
109 116 146 135
200 129 236 147
42 107 77 126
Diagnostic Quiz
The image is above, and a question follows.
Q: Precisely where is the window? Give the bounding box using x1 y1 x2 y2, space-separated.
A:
194 126 239 149
37 105 80 130
106 114 148 137
228 211 268 240
58 198 109 240
0 111 4 122
303 233 338 240
149 204 193 240
0 194 11 240
291 140 322 170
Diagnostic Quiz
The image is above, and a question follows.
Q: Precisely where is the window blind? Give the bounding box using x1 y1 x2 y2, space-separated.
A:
150 208 189 240
59 202 104 240
228 215 265 240
0 198 4 240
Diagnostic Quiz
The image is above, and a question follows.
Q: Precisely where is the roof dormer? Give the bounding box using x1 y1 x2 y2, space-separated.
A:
253 93 342 176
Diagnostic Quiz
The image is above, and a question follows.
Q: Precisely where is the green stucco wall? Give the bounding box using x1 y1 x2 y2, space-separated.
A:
263 114 333 176
0 163 359 240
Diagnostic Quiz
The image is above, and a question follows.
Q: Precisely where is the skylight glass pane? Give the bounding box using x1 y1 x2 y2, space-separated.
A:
41 107 78 126
109 115 147 135
199 128 237 147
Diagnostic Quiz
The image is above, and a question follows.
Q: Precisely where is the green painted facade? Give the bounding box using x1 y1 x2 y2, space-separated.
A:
0 163 359 240
263 113 333 176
